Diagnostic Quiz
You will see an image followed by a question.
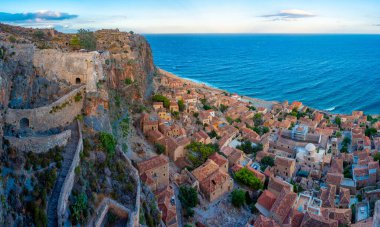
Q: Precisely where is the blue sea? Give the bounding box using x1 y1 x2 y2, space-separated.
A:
145 34 380 114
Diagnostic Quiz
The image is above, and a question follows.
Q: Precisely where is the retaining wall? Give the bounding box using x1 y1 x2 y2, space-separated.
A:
4 130 71 153
92 198 131 227
57 120 83 227
5 86 85 131
119 146 141 227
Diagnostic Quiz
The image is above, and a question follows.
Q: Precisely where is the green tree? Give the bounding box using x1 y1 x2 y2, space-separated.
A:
186 142 217 167
335 131 342 138
179 186 198 208
231 189 245 208
253 113 263 126
237 141 254 154
70 192 88 224
178 99 185 112
152 94 170 108
70 35 80 49
77 29 97 50
334 116 342 127
374 152 380 163
260 156 274 171
234 168 263 190
365 127 377 137
155 143 165 154
220 104 228 113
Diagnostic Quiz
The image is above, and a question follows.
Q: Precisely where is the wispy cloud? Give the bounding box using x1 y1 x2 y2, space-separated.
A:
262 9 316 21
0 10 78 22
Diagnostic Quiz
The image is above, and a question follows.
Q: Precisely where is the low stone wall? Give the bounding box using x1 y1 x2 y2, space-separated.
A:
4 130 71 153
119 147 141 227
57 120 83 227
92 198 130 227
5 86 85 131
33 49 106 92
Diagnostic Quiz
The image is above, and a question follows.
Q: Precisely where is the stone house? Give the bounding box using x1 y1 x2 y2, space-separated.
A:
193 130 211 144
273 156 296 181
137 155 169 191
155 185 178 227
169 102 179 112
141 113 159 134
191 159 233 202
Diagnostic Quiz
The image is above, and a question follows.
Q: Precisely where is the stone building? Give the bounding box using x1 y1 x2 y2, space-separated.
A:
136 155 169 191
273 156 296 181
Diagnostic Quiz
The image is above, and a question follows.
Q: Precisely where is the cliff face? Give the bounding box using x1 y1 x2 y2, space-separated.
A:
0 24 157 225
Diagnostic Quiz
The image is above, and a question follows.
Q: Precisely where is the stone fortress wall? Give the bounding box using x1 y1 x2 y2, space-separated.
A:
33 49 108 92
5 86 85 131
57 120 83 227
4 130 71 153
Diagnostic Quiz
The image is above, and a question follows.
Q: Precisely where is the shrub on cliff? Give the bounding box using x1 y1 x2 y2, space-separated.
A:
77 29 97 51
99 132 117 156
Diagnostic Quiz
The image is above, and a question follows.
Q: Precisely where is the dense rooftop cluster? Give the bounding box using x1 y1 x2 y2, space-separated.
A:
136 71 380 226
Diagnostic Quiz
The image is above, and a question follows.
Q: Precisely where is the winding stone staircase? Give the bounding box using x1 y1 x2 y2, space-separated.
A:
47 122 79 227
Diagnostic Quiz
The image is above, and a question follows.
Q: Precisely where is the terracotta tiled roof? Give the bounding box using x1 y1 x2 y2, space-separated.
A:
320 184 336 208
192 159 219 182
326 173 343 186
254 215 280 227
300 212 338 227
270 188 297 224
137 154 169 173
283 208 304 227
268 176 293 196
257 190 277 211
155 185 177 225
329 158 343 174
208 152 228 168
339 188 350 208
199 169 231 194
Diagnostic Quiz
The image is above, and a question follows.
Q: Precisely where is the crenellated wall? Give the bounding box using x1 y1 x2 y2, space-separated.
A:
57 120 83 227
33 49 107 92
4 130 71 153
5 86 85 131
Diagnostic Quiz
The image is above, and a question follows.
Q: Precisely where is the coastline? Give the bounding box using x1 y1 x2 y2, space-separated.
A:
157 68 380 117
158 68 277 110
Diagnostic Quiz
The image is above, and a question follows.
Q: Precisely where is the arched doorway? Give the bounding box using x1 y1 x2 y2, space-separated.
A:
20 118 30 128
75 78 81 84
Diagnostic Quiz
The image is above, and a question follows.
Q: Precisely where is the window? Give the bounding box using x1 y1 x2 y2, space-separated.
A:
75 77 81 84
20 118 30 128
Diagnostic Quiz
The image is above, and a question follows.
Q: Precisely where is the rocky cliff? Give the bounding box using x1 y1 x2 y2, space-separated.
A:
0 24 157 226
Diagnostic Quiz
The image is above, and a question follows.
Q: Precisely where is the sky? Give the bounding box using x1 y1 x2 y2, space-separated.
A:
0 0 379 34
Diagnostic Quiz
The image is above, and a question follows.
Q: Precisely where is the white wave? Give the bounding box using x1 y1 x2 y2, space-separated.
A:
325 106 336 111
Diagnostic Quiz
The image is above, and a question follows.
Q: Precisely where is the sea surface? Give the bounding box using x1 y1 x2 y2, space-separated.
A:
145 34 380 114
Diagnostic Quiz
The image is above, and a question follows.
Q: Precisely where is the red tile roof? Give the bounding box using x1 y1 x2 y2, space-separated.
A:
270 188 297 224
257 190 277 211
136 154 169 173
208 152 228 167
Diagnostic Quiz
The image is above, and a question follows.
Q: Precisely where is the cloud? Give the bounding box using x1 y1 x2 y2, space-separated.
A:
262 9 316 21
0 10 78 22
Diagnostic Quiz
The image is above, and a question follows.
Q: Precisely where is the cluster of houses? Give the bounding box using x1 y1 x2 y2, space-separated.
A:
135 75 380 226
